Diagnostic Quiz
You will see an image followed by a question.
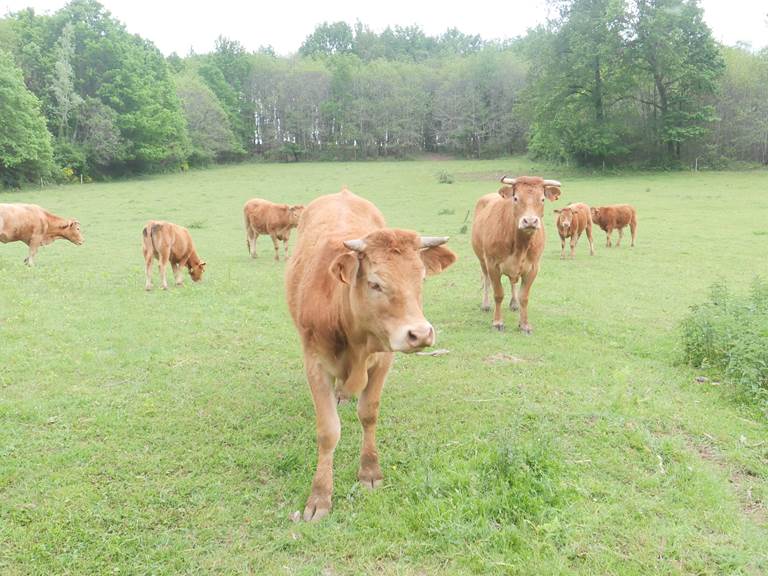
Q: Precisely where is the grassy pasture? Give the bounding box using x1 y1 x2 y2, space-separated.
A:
1 159 767 575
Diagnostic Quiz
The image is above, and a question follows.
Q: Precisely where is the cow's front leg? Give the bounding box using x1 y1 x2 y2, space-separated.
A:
172 262 184 286
488 268 505 330
24 240 40 266
270 234 280 261
560 236 566 259
616 227 624 247
357 353 393 490
605 230 612 247
303 354 340 522
509 278 520 311
570 233 578 258
518 265 539 334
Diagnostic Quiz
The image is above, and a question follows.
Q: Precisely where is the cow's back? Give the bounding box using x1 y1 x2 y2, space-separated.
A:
245 199 290 234
598 204 635 228
570 203 592 233
286 190 385 330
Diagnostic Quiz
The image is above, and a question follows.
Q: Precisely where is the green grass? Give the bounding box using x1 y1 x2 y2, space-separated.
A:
1 159 767 575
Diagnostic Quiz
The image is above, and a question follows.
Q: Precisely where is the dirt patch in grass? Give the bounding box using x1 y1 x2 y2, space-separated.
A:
484 353 527 365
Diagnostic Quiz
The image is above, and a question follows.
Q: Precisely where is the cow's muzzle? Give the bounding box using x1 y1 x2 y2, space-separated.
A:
519 216 541 231
392 322 435 352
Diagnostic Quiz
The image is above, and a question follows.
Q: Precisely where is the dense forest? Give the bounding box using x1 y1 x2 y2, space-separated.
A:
0 0 766 186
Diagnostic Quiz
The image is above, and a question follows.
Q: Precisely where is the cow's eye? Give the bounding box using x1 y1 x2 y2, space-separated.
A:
512 196 519 203
368 281 383 292
541 197 545 203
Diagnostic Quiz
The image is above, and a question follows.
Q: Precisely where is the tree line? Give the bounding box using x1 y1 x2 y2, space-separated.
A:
0 0 766 187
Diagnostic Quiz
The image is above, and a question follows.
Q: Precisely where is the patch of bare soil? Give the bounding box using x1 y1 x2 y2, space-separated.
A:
483 353 527 365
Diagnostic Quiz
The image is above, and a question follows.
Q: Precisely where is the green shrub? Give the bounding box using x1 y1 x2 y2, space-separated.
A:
681 278 768 407
436 170 454 184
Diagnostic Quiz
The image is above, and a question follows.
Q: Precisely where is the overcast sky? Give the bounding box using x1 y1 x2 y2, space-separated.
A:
2 0 767 55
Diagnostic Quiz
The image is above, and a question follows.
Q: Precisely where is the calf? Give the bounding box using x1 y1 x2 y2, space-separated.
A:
0 203 83 266
471 176 562 333
554 203 595 258
243 199 304 261
142 221 206 290
285 188 456 521
590 204 637 247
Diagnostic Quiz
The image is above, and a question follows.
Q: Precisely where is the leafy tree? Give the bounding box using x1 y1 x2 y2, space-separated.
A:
0 49 53 187
50 22 81 139
299 22 354 57
174 70 241 164
630 0 724 161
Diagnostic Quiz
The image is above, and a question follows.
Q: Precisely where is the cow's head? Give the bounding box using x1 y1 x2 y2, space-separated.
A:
62 219 84 245
330 230 456 353
590 206 601 222
554 206 576 231
288 205 305 226
188 260 207 282
499 176 561 234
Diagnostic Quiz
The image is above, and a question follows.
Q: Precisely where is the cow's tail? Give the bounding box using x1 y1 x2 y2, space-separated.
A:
143 222 159 255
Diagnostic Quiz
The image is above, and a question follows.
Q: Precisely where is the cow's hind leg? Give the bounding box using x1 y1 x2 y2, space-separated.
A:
630 218 637 247
303 354 340 522
586 221 595 255
270 234 280 261
158 246 171 290
248 230 259 258
357 353 393 490
479 259 491 312
605 228 613 248
143 247 154 291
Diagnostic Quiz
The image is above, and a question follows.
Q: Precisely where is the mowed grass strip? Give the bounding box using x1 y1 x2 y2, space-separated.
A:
1 159 767 575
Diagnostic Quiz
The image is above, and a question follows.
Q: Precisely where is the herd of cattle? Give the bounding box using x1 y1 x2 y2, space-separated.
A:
0 175 638 521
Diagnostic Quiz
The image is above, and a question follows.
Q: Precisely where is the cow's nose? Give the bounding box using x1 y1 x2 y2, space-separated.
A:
406 323 435 349
520 216 540 229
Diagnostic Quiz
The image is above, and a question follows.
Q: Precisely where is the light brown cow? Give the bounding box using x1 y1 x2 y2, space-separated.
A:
554 202 595 259
243 199 304 261
590 204 637 247
471 176 562 334
0 203 83 266
285 188 456 521
142 221 206 291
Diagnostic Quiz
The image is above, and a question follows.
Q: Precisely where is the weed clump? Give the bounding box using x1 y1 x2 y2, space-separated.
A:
436 170 454 184
681 278 768 408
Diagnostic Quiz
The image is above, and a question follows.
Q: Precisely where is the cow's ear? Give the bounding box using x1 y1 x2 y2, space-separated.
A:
498 185 514 199
544 185 561 201
330 252 359 285
421 245 457 276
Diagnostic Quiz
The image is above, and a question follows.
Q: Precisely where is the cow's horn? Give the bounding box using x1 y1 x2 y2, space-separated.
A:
543 179 562 187
500 176 517 185
420 236 449 248
343 239 366 252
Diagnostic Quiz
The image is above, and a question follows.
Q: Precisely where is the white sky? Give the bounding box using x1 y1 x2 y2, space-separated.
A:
2 0 767 55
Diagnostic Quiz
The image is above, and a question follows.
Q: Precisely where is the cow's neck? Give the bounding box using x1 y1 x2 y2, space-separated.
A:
46 213 69 238
336 286 386 396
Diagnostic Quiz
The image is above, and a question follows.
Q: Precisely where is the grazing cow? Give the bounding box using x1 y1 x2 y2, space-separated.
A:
285 188 456 521
554 202 595 258
0 203 83 266
243 199 304 261
142 221 206 290
471 176 562 334
590 204 637 247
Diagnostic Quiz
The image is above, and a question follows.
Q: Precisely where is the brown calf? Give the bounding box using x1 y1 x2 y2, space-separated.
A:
0 203 83 266
142 221 206 290
471 176 562 334
243 199 304 261
285 188 456 521
590 204 637 247
554 202 595 258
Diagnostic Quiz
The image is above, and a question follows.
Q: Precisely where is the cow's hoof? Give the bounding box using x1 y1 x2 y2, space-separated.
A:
358 467 384 490
509 301 519 311
481 304 491 312
493 322 505 332
145 286 152 292
303 492 331 522
519 324 533 335
162 286 168 291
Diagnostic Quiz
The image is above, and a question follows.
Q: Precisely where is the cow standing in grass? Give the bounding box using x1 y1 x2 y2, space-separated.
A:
471 176 562 334
142 221 206 290
0 203 83 266
243 199 304 261
285 188 456 521
590 204 638 247
554 203 595 259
